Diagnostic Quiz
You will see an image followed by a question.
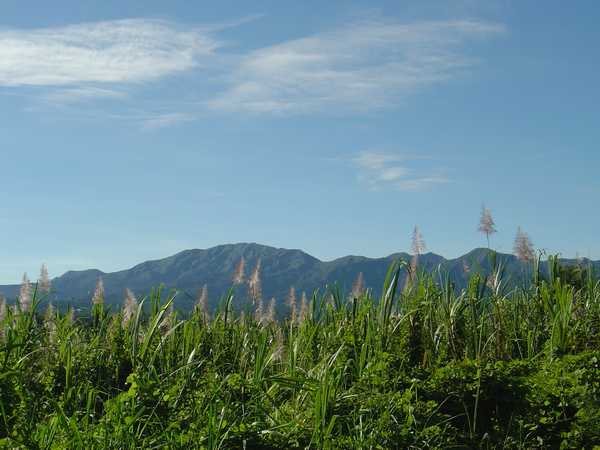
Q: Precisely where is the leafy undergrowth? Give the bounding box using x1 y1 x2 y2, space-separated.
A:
0 256 599 449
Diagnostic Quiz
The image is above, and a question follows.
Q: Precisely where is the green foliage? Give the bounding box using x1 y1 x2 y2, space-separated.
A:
0 257 599 448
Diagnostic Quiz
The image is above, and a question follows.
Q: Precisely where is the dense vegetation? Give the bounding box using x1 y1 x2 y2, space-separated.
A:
0 255 599 449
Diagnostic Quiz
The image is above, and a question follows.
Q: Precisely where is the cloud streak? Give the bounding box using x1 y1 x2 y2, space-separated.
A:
40 87 127 104
0 16 505 126
0 18 218 87
352 151 449 191
140 112 196 130
208 19 505 114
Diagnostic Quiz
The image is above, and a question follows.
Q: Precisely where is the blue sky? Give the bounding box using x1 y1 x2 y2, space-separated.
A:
0 0 599 283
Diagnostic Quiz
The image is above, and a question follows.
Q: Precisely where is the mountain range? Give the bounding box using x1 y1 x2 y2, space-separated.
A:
0 243 597 310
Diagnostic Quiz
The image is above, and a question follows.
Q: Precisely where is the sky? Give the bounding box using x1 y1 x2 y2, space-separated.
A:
0 0 599 283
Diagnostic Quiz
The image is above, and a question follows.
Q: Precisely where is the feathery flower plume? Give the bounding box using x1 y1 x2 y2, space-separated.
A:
286 286 297 324
44 302 56 343
66 307 75 323
122 288 138 327
478 205 497 248
266 297 276 324
232 256 246 285
299 291 308 323
254 297 264 324
195 284 209 320
0 295 6 339
248 259 262 304
0 295 6 323
39 263 51 293
273 328 284 362
91 278 105 305
45 301 55 319
409 226 426 282
351 272 366 298
19 273 32 313
514 227 534 262
411 225 426 256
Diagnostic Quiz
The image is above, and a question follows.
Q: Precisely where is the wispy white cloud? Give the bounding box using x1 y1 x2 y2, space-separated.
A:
353 152 408 171
0 16 504 126
208 19 505 114
352 151 449 191
140 112 196 130
40 87 127 104
0 18 225 127
0 19 218 87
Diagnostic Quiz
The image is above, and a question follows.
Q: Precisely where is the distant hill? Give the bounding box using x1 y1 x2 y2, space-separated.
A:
0 243 597 310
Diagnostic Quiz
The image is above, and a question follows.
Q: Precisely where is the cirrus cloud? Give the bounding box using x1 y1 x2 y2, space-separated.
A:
0 18 219 87
352 151 450 191
208 19 505 114
0 16 505 127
